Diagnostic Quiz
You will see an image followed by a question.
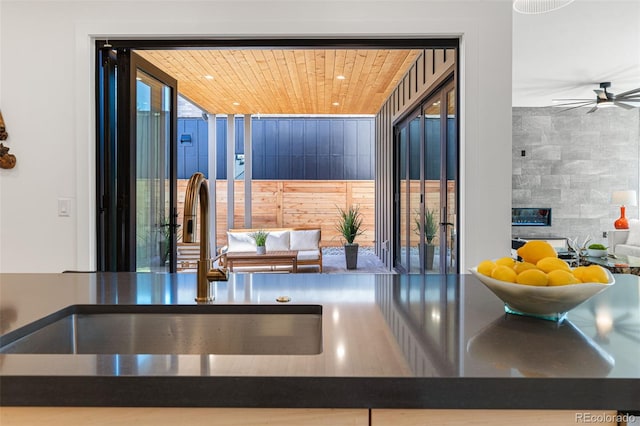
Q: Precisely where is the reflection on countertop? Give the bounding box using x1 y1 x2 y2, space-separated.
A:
1 272 639 408
467 315 614 377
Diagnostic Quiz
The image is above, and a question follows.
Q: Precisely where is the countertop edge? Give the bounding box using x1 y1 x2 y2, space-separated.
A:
1 376 639 410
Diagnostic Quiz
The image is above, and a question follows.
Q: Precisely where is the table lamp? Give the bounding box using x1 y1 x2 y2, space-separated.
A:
611 190 637 229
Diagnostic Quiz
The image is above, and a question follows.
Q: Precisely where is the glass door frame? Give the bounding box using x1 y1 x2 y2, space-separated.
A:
96 44 178 272
430 78 457 274
394 109 423 273
441 81 458 274
393 74 458 274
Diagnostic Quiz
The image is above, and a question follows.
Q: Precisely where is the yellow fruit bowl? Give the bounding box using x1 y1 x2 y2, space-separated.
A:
469 266 615 322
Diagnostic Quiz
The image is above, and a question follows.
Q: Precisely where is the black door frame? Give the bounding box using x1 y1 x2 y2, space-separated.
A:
95 38 458 272
96 45 178 272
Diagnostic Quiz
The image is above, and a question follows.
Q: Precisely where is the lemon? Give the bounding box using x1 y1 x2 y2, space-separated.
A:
547 269 581 286
536 257 571 273
580 265 610 284
491 265 517 283
571 266 588 282
495 256 516 267
513 261 539 274
516 240 557 264
516 269 548 286
477 260 496 277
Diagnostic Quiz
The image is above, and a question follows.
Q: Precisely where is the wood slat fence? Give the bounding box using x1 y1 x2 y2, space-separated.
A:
177 180 375 249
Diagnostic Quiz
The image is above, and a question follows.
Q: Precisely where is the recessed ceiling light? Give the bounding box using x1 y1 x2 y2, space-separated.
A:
332 102 340 106
336 75 346 80
233 102 240 106
204 75 214 80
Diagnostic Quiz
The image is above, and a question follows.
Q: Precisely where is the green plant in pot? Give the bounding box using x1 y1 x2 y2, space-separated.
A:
415 208 438 270
158 221 180 266
249 229 269 255
587 243 608 258
336 205 364 269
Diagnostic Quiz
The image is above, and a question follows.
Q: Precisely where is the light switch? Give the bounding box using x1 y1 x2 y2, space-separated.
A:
58 198 71 217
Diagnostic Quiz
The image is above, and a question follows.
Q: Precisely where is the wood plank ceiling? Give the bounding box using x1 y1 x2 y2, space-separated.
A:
136 49 422 115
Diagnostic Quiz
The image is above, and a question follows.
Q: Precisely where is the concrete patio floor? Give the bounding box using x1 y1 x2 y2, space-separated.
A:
309 247 392 274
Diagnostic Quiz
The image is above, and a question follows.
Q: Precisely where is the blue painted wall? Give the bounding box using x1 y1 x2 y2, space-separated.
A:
177 117 374 180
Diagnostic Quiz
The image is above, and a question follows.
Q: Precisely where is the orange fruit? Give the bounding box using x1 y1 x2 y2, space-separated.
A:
517 240 557 264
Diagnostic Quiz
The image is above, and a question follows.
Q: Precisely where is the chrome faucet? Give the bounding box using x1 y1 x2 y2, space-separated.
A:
183 172 228 303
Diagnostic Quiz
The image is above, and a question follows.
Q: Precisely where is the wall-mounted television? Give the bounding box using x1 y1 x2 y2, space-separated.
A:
512 208 552 226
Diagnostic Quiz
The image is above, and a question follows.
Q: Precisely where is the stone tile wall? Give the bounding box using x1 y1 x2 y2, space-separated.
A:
512 107 640 246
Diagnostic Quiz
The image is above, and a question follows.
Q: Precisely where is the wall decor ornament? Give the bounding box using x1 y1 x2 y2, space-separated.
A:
0 143 16 169
0 111 8 140
0 111 16 169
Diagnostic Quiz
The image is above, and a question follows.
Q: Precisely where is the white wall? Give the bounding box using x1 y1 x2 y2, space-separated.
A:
0 0 512 272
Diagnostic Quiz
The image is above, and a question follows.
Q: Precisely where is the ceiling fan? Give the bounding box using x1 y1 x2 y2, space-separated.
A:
552 82 640 113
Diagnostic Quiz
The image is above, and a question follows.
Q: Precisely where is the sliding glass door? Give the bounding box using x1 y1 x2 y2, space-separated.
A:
443 86 457 274
97 46 178 272
394 77 457 274
135 66 175 272
395 111 422 272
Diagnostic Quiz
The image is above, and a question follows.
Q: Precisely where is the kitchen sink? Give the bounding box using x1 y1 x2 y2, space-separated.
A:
0 304 322 355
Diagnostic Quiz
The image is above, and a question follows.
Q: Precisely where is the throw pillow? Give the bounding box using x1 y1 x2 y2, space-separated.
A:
290 230 320 251
625 219 640 246
266 231 290 252
227 232 256 252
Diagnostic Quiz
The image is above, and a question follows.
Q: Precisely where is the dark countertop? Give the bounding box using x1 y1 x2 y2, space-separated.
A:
1 272 639 409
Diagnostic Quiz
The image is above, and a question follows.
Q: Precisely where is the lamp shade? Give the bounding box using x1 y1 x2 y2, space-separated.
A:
611 190 638 206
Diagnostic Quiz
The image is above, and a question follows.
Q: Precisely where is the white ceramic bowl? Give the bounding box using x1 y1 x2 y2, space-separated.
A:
587 248 608 258
469 266 615 320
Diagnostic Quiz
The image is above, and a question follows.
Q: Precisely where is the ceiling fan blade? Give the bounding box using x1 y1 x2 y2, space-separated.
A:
613 102 636 110
552 98 592 102
615 87 640 98
551 100 594 107
586 106 599 113
615 95 640 102
594 89 608 100
558 103 594 113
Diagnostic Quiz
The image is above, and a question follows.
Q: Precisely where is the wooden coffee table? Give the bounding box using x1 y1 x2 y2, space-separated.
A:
225 250 299 273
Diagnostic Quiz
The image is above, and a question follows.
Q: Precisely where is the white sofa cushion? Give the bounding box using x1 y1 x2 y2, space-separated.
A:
265 231 290 252
297 249 320 261
227 232 256 252
290 230 321 251
625 219 640 246
615 244 640 257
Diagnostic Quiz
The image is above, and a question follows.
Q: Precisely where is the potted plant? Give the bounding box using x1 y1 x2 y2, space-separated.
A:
158 221 180 266
249 229 269 255
415 208 438 270
587 243 608 258
336 205 364 269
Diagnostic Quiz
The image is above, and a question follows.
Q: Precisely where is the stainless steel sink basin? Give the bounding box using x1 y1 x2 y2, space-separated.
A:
0 304 322 355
